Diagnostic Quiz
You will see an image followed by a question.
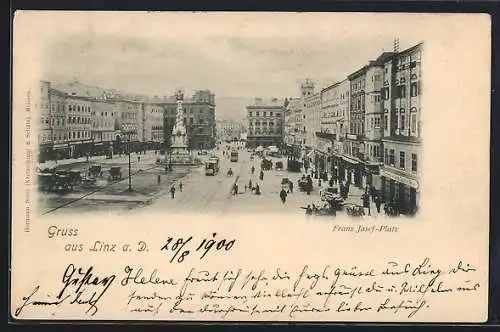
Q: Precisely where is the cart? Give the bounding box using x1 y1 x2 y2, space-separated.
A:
37 173 55 191
261 159 273 171
89 165 103 178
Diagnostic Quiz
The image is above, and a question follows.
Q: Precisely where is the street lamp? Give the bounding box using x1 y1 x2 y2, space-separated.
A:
122 129 137 191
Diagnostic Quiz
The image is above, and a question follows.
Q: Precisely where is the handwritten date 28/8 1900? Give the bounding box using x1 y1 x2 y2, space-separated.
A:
161 233 235 263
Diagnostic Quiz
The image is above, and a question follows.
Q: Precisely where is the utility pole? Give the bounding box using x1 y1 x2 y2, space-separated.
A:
128 134 132 191
123 130 136 192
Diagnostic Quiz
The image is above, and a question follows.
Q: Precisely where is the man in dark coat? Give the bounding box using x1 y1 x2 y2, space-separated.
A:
375 195 382 213
170 185 176 199
280 188 287 204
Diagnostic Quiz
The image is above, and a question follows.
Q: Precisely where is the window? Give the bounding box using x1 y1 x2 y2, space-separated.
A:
410 113 417 134
375 118 381 128
256 112 260 116
384 115 388 130
411 82 419 97
400 151 405 169
399 85 406 98
400 115 405 131
371 118 374 128
412 153 418 172
389 149 395 166
263 112 267 117
270 112 273 116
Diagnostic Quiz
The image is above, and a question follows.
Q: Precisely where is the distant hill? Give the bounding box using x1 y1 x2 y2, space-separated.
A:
214 96 256 121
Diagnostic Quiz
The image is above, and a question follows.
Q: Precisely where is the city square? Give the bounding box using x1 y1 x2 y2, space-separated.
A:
35 35 422 219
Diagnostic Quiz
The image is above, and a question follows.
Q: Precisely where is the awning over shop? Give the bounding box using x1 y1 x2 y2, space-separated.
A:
342 155 362 164
380 167 419 189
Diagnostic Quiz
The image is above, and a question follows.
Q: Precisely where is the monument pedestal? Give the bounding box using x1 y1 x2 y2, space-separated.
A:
169 145 194 165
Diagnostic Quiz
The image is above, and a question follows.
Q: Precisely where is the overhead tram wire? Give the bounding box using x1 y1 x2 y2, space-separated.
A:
39 162 167 216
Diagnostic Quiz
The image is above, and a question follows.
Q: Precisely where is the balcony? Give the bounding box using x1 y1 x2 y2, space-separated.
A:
315 132 336 140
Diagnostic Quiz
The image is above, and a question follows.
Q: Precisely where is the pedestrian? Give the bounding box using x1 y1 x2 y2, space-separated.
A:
375 195 382 213
254 184 261 195
305 205 313 216
244 184 247 192
251 166 255 174
170 185 176 199
280 188 287 204
362 192 371 216
259 170 264 181
289 181 293 193
248 179 252 190
179 182 183 192
138 156 141 162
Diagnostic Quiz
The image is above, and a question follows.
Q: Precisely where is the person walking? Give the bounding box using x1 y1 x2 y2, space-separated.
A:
170 185 176 199
251 166 255 175
280 188 287 204
375 195 382 213
259 170 264 181
179 182 183 192
361 192 371 216
248 179 253 190
289 181 294 193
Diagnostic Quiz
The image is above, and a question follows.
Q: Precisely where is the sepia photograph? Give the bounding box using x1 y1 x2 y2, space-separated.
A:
11 12 490 322
33 17 422 218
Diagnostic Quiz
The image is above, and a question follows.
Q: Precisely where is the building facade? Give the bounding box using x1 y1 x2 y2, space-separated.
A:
216 119 246 142
36 79 216 161
246 98 285 148
380 43 423 215
143 103 164 149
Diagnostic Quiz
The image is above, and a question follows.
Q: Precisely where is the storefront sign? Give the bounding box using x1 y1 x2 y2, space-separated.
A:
380 168 419 189
346 134 357 140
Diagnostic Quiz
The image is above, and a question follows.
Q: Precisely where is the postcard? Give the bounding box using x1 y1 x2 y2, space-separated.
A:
10 11 490 322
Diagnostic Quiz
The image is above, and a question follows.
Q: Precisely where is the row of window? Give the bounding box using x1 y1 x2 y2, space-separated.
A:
348 113 418 135
68 104 92 113
381 82 420 100
384 149 418 172
248 111 282 117
248 129 283 135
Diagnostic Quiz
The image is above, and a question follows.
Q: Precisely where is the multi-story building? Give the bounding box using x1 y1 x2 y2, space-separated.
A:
288 98 304 156
344 66 367 186
216 119 246 142
161 90 216 150
246 98 285 148
380 43 423 215
91 98 116 155
143 103 164 149
318 82 339 173
65 94 93 158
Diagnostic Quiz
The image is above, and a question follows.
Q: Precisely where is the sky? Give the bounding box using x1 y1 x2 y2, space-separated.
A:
16 12 426 119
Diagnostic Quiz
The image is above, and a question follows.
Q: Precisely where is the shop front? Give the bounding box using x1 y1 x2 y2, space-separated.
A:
364 162 382 192
342 155 364 187
380 166 419 215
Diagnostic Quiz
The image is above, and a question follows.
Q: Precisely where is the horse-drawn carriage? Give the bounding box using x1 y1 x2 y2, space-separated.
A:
37 168 81 192
298 175 313 193
108 167 122 181
261 158 273 171
89 165 103 178
343 203 365 217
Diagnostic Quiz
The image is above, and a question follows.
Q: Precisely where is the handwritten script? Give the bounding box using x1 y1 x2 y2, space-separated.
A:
14 258 481 320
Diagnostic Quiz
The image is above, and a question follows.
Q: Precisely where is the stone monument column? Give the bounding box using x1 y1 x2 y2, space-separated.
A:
168 89 193 165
